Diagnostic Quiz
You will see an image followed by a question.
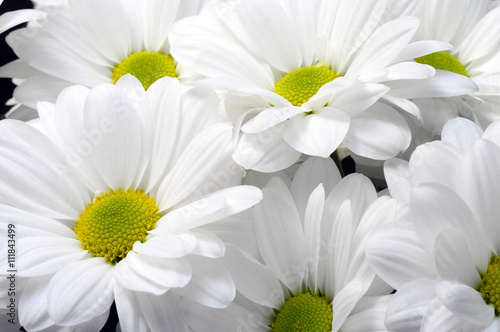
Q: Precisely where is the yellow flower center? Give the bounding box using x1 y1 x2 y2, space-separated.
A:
112 51 178 90
415 51 468 76
478 255 500 315
73 188 162 265
274 65 340 106
272 292 333 331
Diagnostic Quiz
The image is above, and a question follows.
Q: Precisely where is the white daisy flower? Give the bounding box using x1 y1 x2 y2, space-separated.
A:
178 157 402 331
367 118 500 331
0 76 262 331
406 0 500 133
169 0 476 172
0 0 212 120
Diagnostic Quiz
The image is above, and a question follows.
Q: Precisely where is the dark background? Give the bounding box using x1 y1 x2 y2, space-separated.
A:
0 0 33 119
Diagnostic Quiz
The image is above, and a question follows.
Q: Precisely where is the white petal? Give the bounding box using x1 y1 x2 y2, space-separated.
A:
365 222 435 290
154 185 262 233
136 291 191 332
422 297 473 332
347 17 419 75
290 156 342 220
223 245 284 308
0 9 46 34
393 40 452 63
331 280 363 332
483 120 500 147
172 256 235 308
229 0 304 72
0 206 74 238
461 140 500 254
0 121 89 219
283 109 350 157
325 200 353 298
441 118 483 152
170 15 275 89
384 278 436 332
241 106 304 134
47 258 114 325
19 275 54 331
436 278 494 327
303 185 325 291
180 299 267 332
115 252 192 295
80 84 145 191
17 237 87 277
114 285 149 332
411 183 489 269
69 0 134 63
132 232 197 258
384 158 410 204
385 70 477 98
324 173 377 227
189 229 225 258
435 228 483 287
232 127 302 172
343 103 411 160
254 187 306 293
157 123 232 209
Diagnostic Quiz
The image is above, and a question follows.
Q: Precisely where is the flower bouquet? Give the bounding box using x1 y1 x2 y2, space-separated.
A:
1 0 500 331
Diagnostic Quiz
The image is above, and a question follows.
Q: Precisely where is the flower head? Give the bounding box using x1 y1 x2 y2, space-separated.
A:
0 75 262 330
179 157 401 331
367 118 500 330
170 0 476 172
1 0 212 120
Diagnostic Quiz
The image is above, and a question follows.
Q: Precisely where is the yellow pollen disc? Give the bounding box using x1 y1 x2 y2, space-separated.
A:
112 51 177 90
73 188 161 265
478 255 500 315
271 292 333 331
415 51 468 76
274 65 340 107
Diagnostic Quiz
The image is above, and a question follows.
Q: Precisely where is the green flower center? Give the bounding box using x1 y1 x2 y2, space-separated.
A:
271 292 333 331
478 255 500 315
415 51 468 76
73 188 162 265
274 65 340 107
112 51 177 90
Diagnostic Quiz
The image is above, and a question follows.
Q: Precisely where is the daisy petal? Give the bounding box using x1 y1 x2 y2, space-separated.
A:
331 280 363 332
347 17 419 75
435 228 483 286
136 291 191 332
17 237 88 277
0 9 46 34
283 109 350 158
436 278 494 327
385 279 436 332
254 187 306 293
47 258 114 325
157 123 232 209
241 106 304 134
114 285 149 332
19 276 54 331
343 103 410 160
172 256 235 309
223 245 284 308
132 232 197 258
365 222 435 290
290 157 341 219
232 127 302 172
115 252 192 295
